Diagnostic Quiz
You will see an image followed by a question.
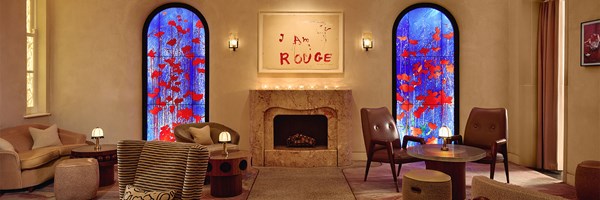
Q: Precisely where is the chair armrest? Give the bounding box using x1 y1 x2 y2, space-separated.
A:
58 129 86 145
402 135 425 149
496 139 507 145
491 138 508 155
117 140 146 199
0 150 22 189
447 135 463 145
181 145 210 199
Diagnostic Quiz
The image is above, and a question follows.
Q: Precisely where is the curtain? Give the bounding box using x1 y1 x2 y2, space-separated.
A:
536 0 558 170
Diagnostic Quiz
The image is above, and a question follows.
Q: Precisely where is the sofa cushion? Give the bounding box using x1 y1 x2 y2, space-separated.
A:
19 148 61 170
29 124 63 149
124 185 175 200
0 138 15 152
189 126 214 145
48 144 88 156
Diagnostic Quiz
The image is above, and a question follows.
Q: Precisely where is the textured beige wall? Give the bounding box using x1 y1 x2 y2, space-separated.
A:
45 0 517 162
507 0 539 167
565 0 600 185
0 0 50 129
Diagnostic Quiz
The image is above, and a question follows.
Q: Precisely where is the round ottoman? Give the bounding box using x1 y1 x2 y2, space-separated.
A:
402 169 452 200
54 158 99 200
576 160 600 200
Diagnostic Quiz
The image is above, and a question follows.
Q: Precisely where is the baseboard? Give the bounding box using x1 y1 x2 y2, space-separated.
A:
565 172 575 186
352 152 367 161
507 153 521 165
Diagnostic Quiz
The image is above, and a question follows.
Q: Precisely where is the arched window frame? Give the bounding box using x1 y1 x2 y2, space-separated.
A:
142 3 210 141
392 3 459 141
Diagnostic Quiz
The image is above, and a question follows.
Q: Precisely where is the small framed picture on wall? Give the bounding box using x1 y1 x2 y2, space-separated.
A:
581 19 600 66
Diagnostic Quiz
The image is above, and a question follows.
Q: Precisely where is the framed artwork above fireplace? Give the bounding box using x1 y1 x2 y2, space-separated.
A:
258 12 344 73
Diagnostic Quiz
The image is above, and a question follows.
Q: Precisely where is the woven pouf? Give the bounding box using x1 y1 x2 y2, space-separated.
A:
54 158 99 200
402 169 452 200
576 160 600 200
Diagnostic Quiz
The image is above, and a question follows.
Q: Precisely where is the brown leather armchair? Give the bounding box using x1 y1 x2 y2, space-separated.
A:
361 107 425 192
448 107 510 183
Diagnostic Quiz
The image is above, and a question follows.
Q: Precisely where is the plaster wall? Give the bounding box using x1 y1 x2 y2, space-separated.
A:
2 0 545 166
0 0 49 128
564 0 600 185
45 0 512 162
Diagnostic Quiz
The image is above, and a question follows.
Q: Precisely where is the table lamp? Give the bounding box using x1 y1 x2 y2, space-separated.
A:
219 131 231 155
91 127 104 150
438 126 451 151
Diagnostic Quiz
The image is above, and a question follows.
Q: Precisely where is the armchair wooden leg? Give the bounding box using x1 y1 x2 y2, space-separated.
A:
503 150 510 183
364 143 376 182
385 143 399 192
397 164 402 177
490 154 497 180
364 156 372 182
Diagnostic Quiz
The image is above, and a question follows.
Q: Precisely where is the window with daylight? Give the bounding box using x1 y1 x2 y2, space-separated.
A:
393 4 459 145
26 0 36 111
25 0 48 117
143 4 209 141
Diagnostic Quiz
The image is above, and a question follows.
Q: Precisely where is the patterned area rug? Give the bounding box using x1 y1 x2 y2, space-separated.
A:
0 162 577 200
0 167 258 200
247 167 355 200
343 161 577 200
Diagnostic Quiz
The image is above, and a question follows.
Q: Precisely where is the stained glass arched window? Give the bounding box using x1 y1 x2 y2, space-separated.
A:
393 3 459 144
143 3 209 141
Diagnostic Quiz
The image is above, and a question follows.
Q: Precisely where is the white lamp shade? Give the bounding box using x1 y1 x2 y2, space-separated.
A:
362 32 373 49
91 127 104 138
219 131 231 142
438 126 451 138
229 39 238 48
363 38 373 48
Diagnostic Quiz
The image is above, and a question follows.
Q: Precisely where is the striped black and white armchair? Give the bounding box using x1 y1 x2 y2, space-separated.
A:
117 140 209 200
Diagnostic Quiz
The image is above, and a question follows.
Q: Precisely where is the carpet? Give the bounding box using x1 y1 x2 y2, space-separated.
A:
343 161 577 200
247 167 355 200
0 168 258 200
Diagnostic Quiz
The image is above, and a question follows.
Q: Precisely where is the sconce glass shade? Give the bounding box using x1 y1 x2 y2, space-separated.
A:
362 32 373 51
438 126 451 138
228 32 239 51
91 127 104 139
219 131 231 142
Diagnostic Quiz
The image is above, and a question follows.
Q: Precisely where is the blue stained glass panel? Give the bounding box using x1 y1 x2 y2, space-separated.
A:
394 6 457 145
145 7 207 141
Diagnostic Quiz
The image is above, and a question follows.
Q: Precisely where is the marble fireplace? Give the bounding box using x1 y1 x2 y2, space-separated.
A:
249 90 353 167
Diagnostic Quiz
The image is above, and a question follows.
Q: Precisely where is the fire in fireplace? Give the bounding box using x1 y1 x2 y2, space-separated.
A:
273 115 328 149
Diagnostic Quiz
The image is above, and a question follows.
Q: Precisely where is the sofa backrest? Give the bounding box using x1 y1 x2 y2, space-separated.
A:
471 176 564 200
0 124 50 153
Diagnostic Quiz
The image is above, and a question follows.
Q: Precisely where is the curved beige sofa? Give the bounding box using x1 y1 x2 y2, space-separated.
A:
174 122 240 153
0 124 88 190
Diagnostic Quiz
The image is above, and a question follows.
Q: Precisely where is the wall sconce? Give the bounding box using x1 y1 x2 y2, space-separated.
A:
91 127 104 151
219 131 232 155
362 32 373 51
438 126 451 151
228 32 239 51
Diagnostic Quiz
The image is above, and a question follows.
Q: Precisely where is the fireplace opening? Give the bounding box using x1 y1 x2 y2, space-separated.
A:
273 115 328 149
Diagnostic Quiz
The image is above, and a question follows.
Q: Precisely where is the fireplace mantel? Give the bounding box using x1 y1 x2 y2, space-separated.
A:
249 90 353 167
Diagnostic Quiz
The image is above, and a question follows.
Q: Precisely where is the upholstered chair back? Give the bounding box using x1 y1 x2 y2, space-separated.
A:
174 122 240 145
463 107 508 149
117 140 209 200
361 107 400 153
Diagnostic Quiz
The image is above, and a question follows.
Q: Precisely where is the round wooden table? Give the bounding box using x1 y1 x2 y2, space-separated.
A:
207 150 251 197
407 144 485 200
71 144 117 187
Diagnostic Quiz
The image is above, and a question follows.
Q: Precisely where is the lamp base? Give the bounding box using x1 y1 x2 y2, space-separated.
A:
222 143 229 155
440 138 449 151
94 138 101 151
